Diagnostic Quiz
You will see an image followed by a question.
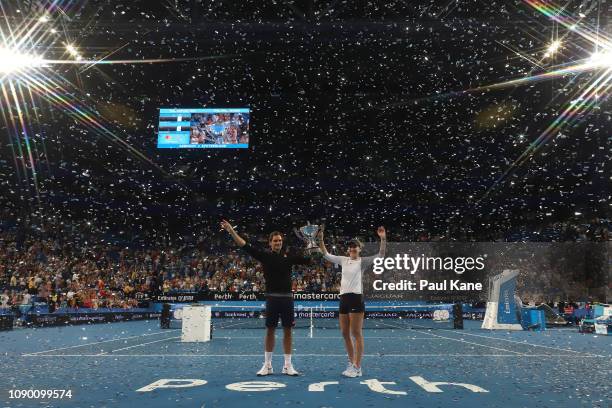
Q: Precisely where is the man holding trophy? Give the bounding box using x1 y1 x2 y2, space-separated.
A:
220 220 319 377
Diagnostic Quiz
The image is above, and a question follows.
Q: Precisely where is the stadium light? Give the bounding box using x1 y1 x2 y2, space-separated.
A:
65 43 83 60
65 43 78 56
0 46 45 74
588 51 612 67
544 40 561 57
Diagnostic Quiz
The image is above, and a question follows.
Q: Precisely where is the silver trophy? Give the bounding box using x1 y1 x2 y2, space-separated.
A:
294 222 321 253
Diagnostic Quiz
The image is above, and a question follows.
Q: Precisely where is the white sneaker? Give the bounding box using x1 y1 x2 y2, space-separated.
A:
282 364 300 376
256 363 273 376
342 364 362 378
342 361 353 376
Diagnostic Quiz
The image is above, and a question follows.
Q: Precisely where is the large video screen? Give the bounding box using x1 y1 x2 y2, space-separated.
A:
157 108 250 149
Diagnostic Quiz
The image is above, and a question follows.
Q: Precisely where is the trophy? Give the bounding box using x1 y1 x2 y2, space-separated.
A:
294 222 321 253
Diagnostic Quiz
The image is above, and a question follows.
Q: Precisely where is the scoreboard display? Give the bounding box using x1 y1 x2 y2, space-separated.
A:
157 108 250 149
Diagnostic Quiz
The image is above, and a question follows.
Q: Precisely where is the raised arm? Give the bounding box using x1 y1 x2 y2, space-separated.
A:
317 226 343 265
377 226 387 257
220 220 246 247
361 226 387 267
317 226 328 255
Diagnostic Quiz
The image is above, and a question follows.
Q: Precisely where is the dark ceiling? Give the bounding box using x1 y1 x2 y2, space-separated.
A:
0 0 609 240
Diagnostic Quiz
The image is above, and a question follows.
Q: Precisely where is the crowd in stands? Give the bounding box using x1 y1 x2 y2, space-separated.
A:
0 218 609 312
0 223 345 311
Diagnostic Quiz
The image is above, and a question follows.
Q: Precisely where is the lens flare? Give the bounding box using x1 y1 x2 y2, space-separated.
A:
588 51 612 68
0 47 46 74
544 40 561 57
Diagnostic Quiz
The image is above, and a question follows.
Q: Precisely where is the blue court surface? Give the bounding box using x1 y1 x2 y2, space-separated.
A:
1 319 610 408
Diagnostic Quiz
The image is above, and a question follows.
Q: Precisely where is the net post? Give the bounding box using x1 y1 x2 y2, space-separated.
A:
309 307 314 338
160 303 171 329
453 303 464 329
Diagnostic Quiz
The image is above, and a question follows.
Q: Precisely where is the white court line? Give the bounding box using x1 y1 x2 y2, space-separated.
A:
543 328 579 332
22 353 607 358
215 321 255 329
98 336 180 355
215 336 443 340
439 330 605 357
376 321 525 355
23 330 181 356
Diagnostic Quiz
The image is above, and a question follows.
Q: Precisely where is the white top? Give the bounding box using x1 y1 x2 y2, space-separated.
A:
324 252 382 295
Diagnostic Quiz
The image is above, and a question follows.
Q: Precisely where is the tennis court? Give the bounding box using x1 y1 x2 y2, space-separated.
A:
2 312 610 408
